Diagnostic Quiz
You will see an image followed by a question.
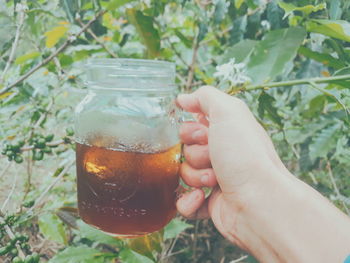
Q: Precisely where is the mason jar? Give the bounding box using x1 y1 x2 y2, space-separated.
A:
74 59 181 237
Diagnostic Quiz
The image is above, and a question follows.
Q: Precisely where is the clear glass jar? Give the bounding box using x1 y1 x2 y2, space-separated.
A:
74 59 181 237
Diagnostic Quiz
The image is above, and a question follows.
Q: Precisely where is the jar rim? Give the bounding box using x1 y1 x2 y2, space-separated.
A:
85 58 175 72
84 58 176 91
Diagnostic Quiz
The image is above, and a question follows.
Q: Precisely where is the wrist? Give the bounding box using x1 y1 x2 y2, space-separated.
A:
228 170 350 263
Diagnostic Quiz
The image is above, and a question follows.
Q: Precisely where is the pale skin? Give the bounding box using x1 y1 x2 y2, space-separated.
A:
175 86 350 263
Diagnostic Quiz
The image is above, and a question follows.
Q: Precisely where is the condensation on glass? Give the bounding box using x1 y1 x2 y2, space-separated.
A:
74 59 181 237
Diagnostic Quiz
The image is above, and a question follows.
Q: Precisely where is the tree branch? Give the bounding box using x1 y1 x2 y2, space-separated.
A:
0 3 26 84
0 10 106 96
228 74 350 95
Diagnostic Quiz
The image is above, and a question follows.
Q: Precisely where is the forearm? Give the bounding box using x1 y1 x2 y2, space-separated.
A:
234 171 350 263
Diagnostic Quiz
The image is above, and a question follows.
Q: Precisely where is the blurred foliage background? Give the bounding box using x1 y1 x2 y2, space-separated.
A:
0 0 350 262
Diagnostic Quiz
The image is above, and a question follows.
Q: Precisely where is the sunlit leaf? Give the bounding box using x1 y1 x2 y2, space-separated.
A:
49 246 106 263
38 213 67 245
247 27 306 84
15 51 41 65
126 8 160 58
163 218 192 240
235 0 245 9
278 2 326 19
220 39 257 64
127 231 162 260
45 26 68 48
0 91 13 100
119 248 154 263
306 19 350 42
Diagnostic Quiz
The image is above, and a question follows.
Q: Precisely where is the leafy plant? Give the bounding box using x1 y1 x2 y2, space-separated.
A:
0 0 349 262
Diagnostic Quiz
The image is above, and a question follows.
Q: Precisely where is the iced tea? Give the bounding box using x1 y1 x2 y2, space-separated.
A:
76 142 181 237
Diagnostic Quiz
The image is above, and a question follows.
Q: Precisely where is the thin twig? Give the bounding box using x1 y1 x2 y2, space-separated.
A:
229 74 350 94
0 10 106 96
76 16 117 58
0 3 26 84
20 151 33 211
230 255 249 263
1 165 17 211
191 219 200 262
326 160 350 215
185 37 200 91
28 159 75 213
34 97 54 128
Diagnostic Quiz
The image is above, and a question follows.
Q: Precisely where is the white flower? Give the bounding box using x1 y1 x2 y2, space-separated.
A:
214 58 251 86
261 20 271 31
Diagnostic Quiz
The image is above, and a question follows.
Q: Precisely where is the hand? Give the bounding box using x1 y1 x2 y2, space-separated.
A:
176 86 350 263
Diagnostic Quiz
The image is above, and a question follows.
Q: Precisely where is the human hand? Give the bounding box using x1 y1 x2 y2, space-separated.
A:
176 86 290 245
176 86 350 263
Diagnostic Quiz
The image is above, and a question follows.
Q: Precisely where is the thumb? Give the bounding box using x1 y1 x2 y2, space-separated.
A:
177 86 227 116
177 86 244 123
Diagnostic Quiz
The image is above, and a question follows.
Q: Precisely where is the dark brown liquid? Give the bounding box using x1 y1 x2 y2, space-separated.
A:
76 142 180 236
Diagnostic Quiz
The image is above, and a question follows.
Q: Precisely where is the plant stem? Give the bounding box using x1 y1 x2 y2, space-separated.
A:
185 34 200 91
244 74 350 91
0 10 106 96
0 3 26 84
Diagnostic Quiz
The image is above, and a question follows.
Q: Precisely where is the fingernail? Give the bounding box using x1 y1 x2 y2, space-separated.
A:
192 129 204 140
184 190 200 206
201 174 209 185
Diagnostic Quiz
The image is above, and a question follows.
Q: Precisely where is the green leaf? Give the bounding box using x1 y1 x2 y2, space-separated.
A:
278 2 326 19
77 220 122 246
126 8 160 58
127 231 162 260
220 39 257 64
174 29 192 48
267 1 285 30
119 248 154 263
38 213 67 245
49 246 105 263
309 123 341 161
44 25 68 48
235 0 245 9
163 218 192 240
306 19 350 42
107 0 136 11
213 0 228 24
59 0 79 23
198 22 208 42
15 51 41 65
258 91 283 127
330 0 342 20
302 95 327 119
247 27 306 84
229 15 247 45
298 46 346 70
299 138 313 172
